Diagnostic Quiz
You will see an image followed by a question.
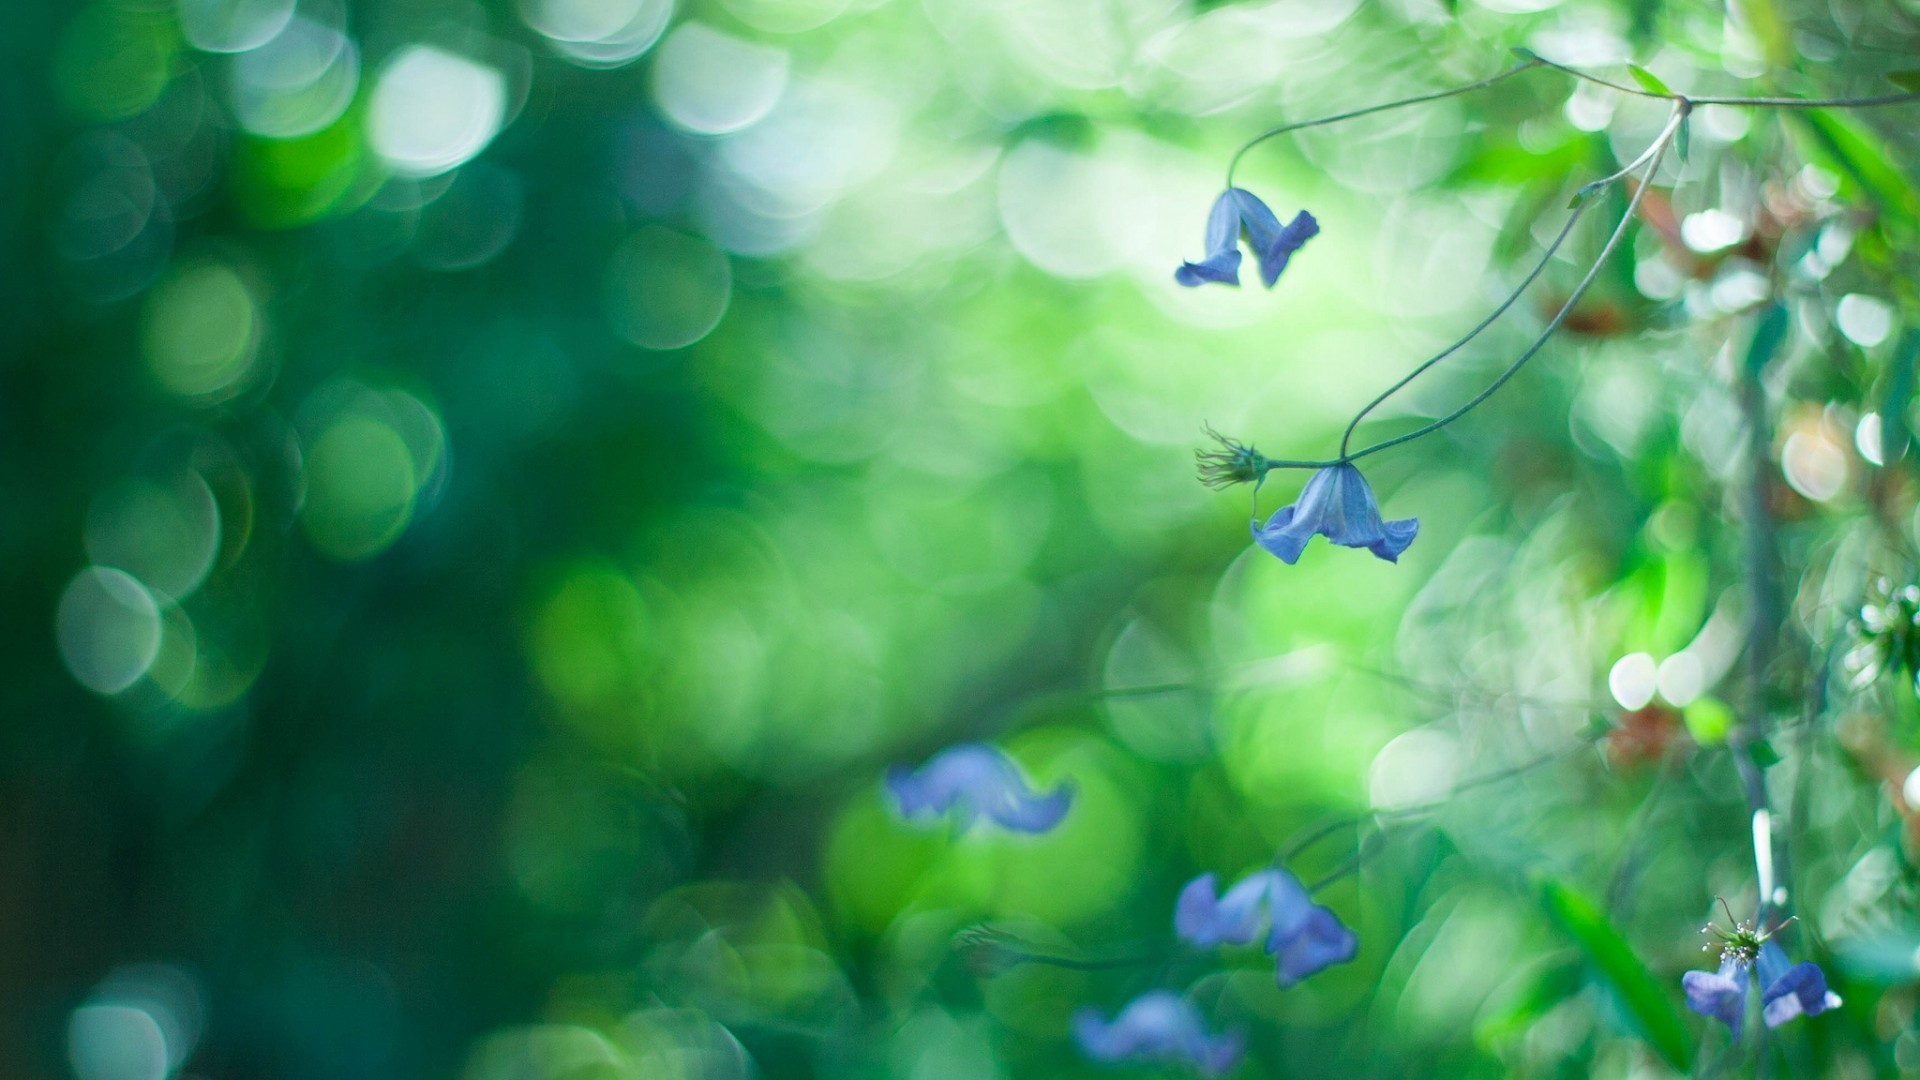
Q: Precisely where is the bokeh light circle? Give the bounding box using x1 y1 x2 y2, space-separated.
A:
57 567 164 695
519 0 674 68
651 23 788 135
177 0 297 54
227 16 361 139
141 260 261 400
605 225 732 350
368 46 507 177
299 415 418 561
68 1004 168 1080
84 471 222 601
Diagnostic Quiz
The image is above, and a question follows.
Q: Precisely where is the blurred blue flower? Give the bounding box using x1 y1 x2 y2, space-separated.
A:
1073 991 1244 1076
1683 914 1841 1038
1175 868 1357 986
1252 463 1417 565
1175 188 1318 289
885 743 1072 834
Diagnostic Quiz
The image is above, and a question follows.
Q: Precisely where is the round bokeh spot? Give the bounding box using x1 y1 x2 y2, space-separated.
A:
141 260 261 400
604 225 732 350
57 567 164 695
299 414 418 561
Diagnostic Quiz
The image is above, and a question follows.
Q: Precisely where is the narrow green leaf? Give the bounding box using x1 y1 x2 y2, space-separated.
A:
1882 331 1920 464
1889 70 1920 93
1475 957 1583 1046
1743 303 1790 378
1787 109 1920 231
1538 877 1693 1072
1627 64 1671 95
1510 46 1541 63
1677 113 1691 164
1747 739 1780 768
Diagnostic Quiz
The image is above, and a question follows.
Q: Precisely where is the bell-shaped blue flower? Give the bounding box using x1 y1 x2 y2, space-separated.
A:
1073 991 1244 1076
1252 463 1418 565
1176 188 1318 290
1683 936 1841 1037
885 743 1073 834
1175 867 1357 986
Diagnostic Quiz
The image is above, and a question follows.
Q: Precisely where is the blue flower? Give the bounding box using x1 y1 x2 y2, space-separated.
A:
1175 868 1357 987
1073 991 1244 1076
1683 912 1842 1038
1251 463 1417 565
885 743 1073 834
1175 188 1318 289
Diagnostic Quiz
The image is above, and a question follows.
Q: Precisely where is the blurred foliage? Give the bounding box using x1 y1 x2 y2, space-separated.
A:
6 0 1920 1077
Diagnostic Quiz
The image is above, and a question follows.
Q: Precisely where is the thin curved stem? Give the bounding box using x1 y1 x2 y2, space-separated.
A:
1339 104 1686 464
1524 50 1920 110
1523 52 1669 99
1225 59 1543 188
1689 90 1920 108
1339 203 1591 456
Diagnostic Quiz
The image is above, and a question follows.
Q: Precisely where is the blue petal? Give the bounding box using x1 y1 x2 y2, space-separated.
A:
1175 249 1242 288
1320 464 1387 548
1683 961 1748 1038
1251 505 1311 564
1273 906 1358 987
1761 958 1841 1028
1176 871 1274 947
1203 190 1240 256
886 743 1072 834
1176 193 1245 288
1230 188 1284 256
988 777 1075 833
1254 210 1319 288
1262 869 1314 952
1366 517 1419 563
1073 992 1243 1076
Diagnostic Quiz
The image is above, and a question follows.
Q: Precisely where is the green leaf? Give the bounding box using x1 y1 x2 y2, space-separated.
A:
1883 331 1920 464
1747 738 1780 768
1677 113 1691 164
1475 957 1583 1046
1787 109 1920 232
1743 303 1790 378
1889 70 1920 93
1627 64 1671 95
1510 46 1541 63
1537 877 1693 1072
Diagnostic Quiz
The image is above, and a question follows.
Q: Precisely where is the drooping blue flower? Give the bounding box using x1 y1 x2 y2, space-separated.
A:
1682 913 1841 1038
885 743 1073 834
1073 991 1244 1076
1175 188 1318 290
1174 191 1243 287
1251 463 1418 565
1175 867 1357 986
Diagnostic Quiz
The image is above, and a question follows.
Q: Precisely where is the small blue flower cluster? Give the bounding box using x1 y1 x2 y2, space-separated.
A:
1074 865 1356 1074
884 745 1357 1073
